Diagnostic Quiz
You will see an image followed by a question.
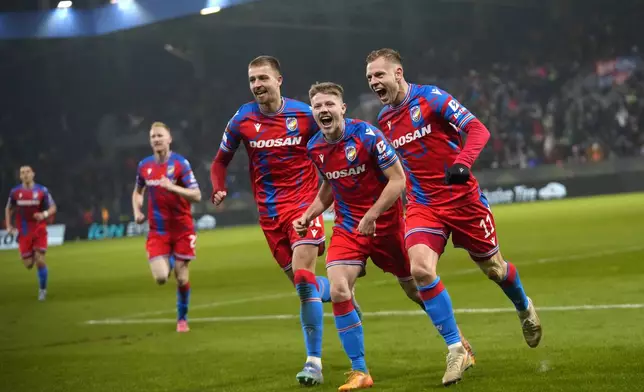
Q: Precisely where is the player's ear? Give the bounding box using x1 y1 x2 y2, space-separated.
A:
395 66 404 82
276 75 283 87
341 102 347 116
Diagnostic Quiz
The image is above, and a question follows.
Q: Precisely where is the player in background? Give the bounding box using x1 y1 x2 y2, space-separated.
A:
132 122 202 333
365 48 542 385
210 56 332 386
293 82 475 391
5 165 56 301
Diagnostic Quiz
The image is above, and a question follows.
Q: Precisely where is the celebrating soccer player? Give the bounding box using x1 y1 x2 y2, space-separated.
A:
210 56 332 386
5 165 56 301
294 82 475 391
365 48 542 385
132 122 201 333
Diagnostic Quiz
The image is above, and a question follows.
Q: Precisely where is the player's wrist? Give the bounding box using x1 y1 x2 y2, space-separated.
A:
43 211 49 218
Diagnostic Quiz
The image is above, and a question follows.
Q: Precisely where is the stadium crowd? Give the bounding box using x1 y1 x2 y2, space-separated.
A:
1 3 642 226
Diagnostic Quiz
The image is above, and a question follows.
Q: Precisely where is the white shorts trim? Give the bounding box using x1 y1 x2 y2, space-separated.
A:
404 227 448 240
292 237 326 250
326 259 365 269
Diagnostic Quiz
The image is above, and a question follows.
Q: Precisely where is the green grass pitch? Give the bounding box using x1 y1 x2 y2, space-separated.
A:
1 193 643 392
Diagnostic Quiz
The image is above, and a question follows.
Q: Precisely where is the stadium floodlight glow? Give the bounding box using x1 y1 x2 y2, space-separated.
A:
57 0 73 8
200 6 221 15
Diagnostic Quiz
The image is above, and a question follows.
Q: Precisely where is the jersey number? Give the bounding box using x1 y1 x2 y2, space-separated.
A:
309 217 322 237
189 234 197 249
479 214 495 239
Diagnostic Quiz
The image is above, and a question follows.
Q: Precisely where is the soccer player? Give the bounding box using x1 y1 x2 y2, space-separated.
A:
293 82 468 390
5 165 56 301
365 48 543 385
132 121 201 333
210 55 331 386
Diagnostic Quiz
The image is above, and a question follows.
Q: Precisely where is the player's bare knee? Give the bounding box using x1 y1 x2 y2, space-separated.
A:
291 245 318 272
409 260 437 285
408 245 439 285
174 261 190 286
330 280 352 303
149 258 170 285
478 254 506 282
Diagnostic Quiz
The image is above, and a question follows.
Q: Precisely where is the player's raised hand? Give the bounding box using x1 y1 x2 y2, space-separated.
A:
293 215 310 238
357 213 377 237
134 210 146 224
211 190 227 206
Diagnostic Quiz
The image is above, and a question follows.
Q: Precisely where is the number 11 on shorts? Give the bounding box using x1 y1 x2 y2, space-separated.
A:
479 214 495 239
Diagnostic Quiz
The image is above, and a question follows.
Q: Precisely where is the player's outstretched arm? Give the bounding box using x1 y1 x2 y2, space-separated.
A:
132 185 146 224
294 179 333 237
357 160 406 236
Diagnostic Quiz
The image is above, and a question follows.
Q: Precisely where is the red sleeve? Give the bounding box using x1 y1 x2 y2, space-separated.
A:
453 118 490 168
210 149 235 192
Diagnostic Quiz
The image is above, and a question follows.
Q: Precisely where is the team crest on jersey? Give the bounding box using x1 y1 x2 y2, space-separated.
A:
410 105 422 122
167 165 175 177
286 117 298 131
345 146 357 162
33 191 38 199
147 168 152 175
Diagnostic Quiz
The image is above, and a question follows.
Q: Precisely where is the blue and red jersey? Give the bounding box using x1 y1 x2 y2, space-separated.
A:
307 118 402 235
378 84 487 208
135 152 199 235
219 98 320 218
6 184 55 236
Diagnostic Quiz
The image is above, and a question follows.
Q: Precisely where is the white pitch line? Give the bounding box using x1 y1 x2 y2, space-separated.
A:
85 303 644 325
118 292 296 319
96 245 644 321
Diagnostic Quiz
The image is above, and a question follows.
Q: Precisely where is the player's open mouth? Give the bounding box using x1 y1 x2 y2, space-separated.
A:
254 89 268 98
319 114 333 127
373 86 387 99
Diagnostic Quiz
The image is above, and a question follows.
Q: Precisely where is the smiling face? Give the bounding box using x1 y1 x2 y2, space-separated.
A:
309 82 347 139
248 64 282 106
365 48 406 105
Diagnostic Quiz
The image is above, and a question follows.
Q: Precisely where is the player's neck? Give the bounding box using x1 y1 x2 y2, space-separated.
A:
392 81 409 106
22 182 34 189
154 150 171 163
259 96 284 115
323 121 345 143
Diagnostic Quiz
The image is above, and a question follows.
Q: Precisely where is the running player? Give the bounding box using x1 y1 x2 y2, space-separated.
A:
365 48 542 385
5 165 56 301
133 122 201 333
294 82 475 391
210 56 330 386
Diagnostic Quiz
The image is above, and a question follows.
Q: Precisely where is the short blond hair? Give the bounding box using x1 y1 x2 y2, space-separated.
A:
308 82 345 101
150 121 170 132
365 48 403 66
